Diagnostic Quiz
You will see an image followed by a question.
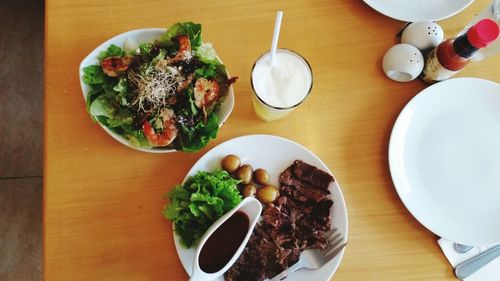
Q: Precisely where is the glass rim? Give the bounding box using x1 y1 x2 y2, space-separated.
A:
250 48 313 111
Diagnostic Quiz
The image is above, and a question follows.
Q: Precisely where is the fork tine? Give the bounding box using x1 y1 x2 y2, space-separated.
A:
327 232 341 244
324 227 337 238
324 235 343 255
321 228 339 252
324 241 347 261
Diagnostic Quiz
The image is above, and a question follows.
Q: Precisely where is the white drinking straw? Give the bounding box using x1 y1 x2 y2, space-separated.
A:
270 11 283 66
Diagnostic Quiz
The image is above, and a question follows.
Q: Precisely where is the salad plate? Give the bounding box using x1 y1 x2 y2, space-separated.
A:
79 26 235 153
173 134 348 281
363 0 473 22
389 78 500 246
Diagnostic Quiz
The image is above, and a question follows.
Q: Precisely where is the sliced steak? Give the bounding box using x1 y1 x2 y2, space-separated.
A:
292 160 334 189
280 162 331 202
225 160 335 281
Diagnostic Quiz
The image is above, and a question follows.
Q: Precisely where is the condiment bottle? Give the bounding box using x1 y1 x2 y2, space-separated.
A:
457 0 500 60
421 19 499 83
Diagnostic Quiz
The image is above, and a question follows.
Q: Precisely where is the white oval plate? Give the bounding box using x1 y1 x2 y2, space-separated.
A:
174 134 348 280
79 28 235 153
363 0 473 22
389 78 500 246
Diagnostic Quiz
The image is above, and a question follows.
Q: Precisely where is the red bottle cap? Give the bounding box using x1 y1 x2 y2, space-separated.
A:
467 19 500 48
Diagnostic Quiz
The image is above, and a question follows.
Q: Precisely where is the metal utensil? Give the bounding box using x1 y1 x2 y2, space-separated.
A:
454 243 473 254
269 228 347 281
455 244 500 280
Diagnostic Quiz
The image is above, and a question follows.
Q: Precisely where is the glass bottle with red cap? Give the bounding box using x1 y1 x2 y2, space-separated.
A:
421 19 499 83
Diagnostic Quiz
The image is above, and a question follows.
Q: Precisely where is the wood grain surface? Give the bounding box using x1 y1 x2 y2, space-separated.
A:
44 0 500 280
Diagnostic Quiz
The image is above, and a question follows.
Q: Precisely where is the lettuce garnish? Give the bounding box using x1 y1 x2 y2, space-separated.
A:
164 170 242 247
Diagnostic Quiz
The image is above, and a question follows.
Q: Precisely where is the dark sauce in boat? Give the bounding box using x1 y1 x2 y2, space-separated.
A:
199 211 249 273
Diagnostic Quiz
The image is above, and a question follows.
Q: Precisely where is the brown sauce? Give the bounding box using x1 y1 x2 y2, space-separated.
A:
199 211 249 273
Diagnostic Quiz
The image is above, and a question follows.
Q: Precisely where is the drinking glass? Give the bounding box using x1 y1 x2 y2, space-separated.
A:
250 49 313 122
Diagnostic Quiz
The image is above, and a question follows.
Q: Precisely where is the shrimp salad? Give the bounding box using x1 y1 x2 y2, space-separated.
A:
82 22 236 151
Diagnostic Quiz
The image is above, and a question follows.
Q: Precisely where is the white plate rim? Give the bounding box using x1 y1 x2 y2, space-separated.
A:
388 77 500 246
78 28 235 153
172 134 349 280
363 0 474 22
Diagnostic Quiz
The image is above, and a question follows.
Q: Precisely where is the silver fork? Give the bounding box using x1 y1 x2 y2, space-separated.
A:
269 228 347 281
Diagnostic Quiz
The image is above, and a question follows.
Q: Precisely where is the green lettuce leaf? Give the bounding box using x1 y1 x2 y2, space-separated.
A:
163 170 241 247
194 63 217 79
121 126 151 148
85 86 104 113
98 44 125 61
82 65 106 85
113 77 129 106
138 42 153 55
89 95 115 118
106 109 133 128
157 22 202 50
178 111 219 152
195 42 220 65
151 48 167 65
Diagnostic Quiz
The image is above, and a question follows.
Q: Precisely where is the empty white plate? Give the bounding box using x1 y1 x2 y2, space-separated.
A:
389 78 500 246
363 0 473 22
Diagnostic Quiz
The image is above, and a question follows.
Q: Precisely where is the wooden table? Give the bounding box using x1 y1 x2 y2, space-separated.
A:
45 0 500 280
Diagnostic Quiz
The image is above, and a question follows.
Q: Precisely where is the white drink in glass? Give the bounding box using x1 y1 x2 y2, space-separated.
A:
251 49 313 121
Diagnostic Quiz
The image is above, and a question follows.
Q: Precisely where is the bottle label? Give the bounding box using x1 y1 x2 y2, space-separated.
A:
421 48 459 83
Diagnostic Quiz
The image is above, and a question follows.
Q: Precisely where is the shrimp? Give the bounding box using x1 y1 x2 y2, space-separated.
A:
142 108 178 146
177 35 191 53
177 73 195 93
168 35 192 64
194 78 220 110
101 55 132 77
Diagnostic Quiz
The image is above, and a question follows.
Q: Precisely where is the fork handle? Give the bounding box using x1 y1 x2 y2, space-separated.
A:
270 261 304 281
455 245 500 279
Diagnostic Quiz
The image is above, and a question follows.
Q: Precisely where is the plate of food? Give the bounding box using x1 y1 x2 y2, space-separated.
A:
79 22 236 153
363 0 473 22
163 134 348 281
389 78 500 246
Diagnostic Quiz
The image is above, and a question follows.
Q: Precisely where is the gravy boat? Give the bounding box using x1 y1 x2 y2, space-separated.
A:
189 197 262 281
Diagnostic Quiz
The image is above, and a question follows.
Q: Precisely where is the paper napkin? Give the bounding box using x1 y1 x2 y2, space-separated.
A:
438 238 500 281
